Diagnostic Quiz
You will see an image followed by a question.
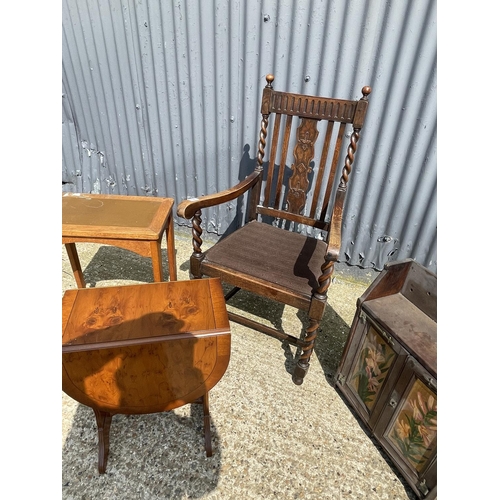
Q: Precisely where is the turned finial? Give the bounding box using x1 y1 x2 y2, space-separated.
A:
266 74 275 88
361 86 371 99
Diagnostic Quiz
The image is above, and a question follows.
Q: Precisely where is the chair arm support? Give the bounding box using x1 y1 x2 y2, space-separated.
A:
177 171 261 220
325 218 342 262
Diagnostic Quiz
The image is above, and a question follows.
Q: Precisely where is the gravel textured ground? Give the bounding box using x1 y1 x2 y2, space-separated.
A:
62 228 417 500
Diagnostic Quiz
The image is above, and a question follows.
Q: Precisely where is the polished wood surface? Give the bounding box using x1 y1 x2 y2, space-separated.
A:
62 278 231 473
62 193 177 285
177 74 371 385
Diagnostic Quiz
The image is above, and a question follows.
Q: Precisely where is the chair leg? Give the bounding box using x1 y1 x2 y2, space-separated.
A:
292 318 319 385
93 408 112 474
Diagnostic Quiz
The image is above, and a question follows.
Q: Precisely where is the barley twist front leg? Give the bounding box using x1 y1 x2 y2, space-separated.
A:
292 319 320 385
292 257 335 385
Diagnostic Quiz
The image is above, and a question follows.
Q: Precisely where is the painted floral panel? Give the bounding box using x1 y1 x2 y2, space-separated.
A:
350 325 396 411
387 378 437 472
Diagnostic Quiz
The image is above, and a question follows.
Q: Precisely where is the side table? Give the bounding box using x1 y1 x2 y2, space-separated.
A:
62 193 177 287
62 278 231 473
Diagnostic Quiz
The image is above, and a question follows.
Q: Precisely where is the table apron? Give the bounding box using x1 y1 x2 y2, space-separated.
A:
63 237 163 258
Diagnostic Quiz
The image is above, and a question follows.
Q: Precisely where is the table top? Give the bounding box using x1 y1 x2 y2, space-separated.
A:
62 193 175 240
62 278 230 353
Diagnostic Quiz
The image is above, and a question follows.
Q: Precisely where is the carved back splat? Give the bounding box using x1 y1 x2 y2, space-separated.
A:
287 118 319 215
255 74 370 233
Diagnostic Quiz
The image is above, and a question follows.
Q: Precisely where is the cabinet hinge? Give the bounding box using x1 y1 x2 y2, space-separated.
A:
417 479 429 496
425 376 437 391
379 328 394 346
360 310 394 346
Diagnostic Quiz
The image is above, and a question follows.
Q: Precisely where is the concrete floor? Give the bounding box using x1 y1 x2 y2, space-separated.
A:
62 227 417 500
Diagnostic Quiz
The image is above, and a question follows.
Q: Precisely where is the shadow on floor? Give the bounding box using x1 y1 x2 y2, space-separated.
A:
332 388 419 500
81 246 175 286
62 403 222 498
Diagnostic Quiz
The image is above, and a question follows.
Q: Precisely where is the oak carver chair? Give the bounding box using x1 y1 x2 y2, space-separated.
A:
177 74 371 385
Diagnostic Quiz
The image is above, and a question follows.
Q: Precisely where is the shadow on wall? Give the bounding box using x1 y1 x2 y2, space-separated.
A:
220 144 254 237
219 144 308 239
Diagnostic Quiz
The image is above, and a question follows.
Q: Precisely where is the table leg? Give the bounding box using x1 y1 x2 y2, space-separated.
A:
65 243 86 288
166 212 177 281
202 393 212 457
93 408 112 474
150 241 164 282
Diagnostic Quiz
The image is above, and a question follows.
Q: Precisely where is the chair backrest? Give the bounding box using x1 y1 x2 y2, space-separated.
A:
251 74 371 235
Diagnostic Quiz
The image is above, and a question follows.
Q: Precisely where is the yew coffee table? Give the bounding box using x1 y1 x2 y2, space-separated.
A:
62 193 177 287
62 278 231 473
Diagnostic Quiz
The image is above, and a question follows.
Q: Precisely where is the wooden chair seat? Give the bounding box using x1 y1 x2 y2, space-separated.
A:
202 220 327 306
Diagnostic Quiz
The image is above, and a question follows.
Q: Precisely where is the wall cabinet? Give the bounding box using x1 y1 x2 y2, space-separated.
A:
336 259 437 499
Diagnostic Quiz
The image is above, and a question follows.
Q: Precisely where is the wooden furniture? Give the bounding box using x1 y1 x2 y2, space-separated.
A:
177 74 371 385
62 193 177 287
335 259 437 499
62 278 231 473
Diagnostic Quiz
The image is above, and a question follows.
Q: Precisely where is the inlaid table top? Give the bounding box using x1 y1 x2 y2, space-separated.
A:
62 278 230 352
62 192 175 240
62 192 178 284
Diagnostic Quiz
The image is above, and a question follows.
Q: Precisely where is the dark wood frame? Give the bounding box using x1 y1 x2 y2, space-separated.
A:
336 259 437 499
177 74 371 384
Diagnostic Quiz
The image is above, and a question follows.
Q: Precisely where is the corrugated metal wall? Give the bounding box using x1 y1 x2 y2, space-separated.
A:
62 0 437 273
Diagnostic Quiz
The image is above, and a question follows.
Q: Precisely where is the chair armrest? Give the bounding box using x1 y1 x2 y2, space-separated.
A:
177 171 261 219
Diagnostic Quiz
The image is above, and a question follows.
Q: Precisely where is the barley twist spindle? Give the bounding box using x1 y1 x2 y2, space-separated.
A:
315 258 335 296
256 115 269 171
192 209 203 256
340 129 360 188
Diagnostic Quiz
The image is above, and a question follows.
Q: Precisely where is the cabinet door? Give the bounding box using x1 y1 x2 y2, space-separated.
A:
373 357 437 499
336 311 408 428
